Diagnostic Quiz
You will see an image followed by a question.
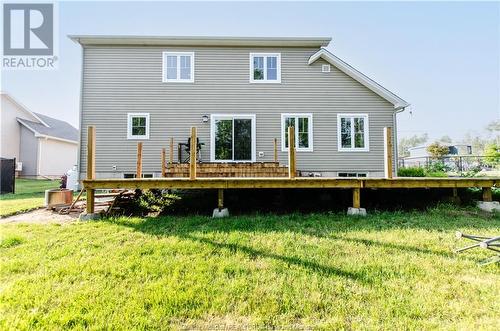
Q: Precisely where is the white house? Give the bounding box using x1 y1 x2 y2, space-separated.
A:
0 92 79 178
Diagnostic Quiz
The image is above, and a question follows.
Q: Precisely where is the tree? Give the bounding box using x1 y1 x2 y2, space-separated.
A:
484 143 500 168
398 133 428 157
427 142 449 159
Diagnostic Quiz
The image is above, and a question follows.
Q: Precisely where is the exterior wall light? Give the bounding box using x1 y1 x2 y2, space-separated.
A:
202 115 209 123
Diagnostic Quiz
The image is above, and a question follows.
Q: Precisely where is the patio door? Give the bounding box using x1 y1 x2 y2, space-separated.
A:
210 114 256 162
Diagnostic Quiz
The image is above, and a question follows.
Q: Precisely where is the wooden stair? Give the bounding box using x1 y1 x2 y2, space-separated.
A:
165 162 290 178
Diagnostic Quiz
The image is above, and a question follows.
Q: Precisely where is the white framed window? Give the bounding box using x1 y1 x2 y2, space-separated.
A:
127 113 150 140
337 114 369 152
210 114 256 162
249 53 281 83
162 52 194 83
322 64 331 72
281 113 313 152
337 172 368 178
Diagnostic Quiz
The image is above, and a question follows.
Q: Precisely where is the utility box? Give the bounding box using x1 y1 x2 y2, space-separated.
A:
0 158 16 194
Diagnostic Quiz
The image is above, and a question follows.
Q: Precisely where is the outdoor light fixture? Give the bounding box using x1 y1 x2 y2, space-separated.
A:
202 115 209 123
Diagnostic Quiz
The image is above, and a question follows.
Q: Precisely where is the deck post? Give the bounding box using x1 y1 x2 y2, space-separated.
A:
169 137 174 165
189 127 197 180
482 187 492 202
353 188 361 208
136 142 143 178
384 127 393 179
274 138 278 163
218 189 224 210
288 126 296 179
86 126 95 214
161 148 166 177
347 187 366 216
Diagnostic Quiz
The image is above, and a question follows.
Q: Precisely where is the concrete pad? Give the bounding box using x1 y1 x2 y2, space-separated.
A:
477 201 500 213
347 207 367 216
79 212 102 221
212 208 229 218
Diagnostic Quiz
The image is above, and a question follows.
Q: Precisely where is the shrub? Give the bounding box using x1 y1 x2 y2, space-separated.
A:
118 189 180 216
427 142 449 159
484 143 500 168
398 166 425 177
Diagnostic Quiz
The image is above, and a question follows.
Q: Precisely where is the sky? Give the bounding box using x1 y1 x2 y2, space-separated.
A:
2 0 499 142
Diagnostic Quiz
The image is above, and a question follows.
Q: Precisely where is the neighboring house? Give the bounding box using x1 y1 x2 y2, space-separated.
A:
403 144 473 167
70 35 409 179
0 92 79 178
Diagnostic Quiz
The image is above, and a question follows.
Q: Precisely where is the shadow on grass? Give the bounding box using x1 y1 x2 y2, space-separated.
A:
100 206 500 281
182 233 372 284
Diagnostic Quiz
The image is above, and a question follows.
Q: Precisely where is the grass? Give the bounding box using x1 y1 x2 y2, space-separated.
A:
0 205 499 329
0 179 59 217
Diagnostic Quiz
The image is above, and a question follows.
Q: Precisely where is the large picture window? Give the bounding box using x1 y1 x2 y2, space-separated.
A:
162 52 194 83
337 114 369 151
211 114 256 162
281 114 313 152
127 113 150 140
250 53 281 83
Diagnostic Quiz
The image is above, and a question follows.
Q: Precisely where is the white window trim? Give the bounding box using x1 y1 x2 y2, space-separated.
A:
249 53 281 83
281 113 313 152
127 113 150 140
337 114 369 152
210 114 256 163
162 51 195 83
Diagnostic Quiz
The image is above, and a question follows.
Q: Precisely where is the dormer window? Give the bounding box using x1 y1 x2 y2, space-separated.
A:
162 52 194 83
250 53 281 83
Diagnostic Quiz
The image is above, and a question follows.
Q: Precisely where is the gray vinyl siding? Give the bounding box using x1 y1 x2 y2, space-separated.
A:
19 126 38 177
79 45 396 177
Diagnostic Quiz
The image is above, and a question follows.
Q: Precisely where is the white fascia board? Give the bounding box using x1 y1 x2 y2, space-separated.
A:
308 48 410 110
68 35 331 48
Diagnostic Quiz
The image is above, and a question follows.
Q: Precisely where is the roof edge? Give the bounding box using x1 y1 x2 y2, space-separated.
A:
308 48 410 109
17 118 78 144
2 92 50 127
68 35 331 47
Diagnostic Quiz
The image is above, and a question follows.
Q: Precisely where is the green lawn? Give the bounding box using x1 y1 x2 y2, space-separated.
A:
0 205 499 329
0 179 59 217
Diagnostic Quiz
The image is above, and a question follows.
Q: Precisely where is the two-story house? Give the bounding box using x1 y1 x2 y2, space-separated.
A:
70 35 409 179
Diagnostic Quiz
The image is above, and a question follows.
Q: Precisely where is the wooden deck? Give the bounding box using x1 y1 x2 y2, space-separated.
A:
81 125 499 214
83 177 498 190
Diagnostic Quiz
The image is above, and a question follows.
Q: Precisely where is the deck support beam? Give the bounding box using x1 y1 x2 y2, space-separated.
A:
482 187 492 202
217 189 224 210
190 127 197 180
161 148 166 177
136 142 143 178
384 127 393 179
85 126 96 215
288 126 296 179
352 188 361 209
213 188 229 217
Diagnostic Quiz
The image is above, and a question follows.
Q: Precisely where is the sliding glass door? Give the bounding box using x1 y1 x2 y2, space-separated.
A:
211 115 255 162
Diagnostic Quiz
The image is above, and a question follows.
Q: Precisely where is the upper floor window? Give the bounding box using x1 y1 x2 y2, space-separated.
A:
127 113 150 140
250 53 281 83
163 52 194 83
337 114 369 152
281 113 313 152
